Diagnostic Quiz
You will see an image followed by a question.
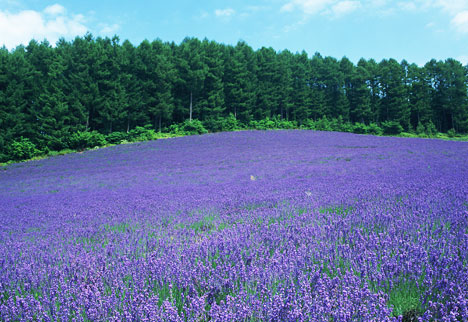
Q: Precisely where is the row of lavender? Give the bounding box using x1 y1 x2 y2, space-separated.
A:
1 130 467 321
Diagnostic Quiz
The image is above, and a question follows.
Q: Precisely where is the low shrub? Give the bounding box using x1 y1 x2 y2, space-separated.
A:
128 126 156 142
68 131 107 150
352 122 367 134
180 119 208 135
425 121 437 137
314 117 332 131
9 137 41 160
382 121 404 135
447 128 456 138
366 123 383 135
106 131 128 144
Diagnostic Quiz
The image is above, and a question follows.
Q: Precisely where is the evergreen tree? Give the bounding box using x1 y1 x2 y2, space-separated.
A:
379 59 410 129
290 51 311 123
223 41 256 123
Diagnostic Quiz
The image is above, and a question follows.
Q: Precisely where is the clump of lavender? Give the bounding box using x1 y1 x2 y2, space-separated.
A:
1 130 467 321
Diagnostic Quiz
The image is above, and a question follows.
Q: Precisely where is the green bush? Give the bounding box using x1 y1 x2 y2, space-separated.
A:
9 137 40 160
425 121 437 137
381 121 404 135
366 123 383 135
250 117 276 130
328 117 347 132
204 113 244 132
416 122 426 136
276 118 297 129
106 131 128 144
203 117 225 132
44 134 69 151
314 117 332 131
68 131 107 150
447 128 456 138
170 119 208 135
127 126 156 142
222 114 242 131
300 119 316 130
352 122 367 134
339 122 354 133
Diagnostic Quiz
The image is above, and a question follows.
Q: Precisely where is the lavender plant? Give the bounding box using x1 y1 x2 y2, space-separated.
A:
1 130 467 321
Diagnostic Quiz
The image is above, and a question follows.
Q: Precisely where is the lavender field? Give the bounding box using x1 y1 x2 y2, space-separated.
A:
1 130 468 321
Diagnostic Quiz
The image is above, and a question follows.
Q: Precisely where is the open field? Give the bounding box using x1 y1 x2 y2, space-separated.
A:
1 130 468 321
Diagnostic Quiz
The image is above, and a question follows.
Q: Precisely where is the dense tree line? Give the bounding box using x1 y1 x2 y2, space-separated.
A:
1 34 468 161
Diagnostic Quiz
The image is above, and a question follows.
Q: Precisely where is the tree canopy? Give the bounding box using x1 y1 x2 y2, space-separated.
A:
1 34 468 161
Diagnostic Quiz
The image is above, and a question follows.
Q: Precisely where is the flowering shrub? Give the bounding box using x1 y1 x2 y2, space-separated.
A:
1 130 467 321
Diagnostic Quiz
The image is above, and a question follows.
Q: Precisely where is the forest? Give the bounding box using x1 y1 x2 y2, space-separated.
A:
1 34 467 162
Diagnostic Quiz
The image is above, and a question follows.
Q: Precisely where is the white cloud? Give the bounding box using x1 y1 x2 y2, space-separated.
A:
281 0 336 15
451 10 468 33
279 0 468 33
434 0 468 15
99 23 120 35
281 0 361 17
0 4 88 49
330 1 361 17
368 0 388 7
397 1 418 11
215 8 235 17
44 4 66 16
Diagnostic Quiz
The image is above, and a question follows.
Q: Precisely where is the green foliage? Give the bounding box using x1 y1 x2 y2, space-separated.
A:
44 134 69 151
249 116 297 130
127 126 157 142
366 123 383 135
9 137 40 161
106 131 128 144
169 119 208 135
1 35 468 163
416 122 426 136
222 113 243 131
447 128 456 138
68 131 107 150
300 119 316 130
330 117 353 132
249 118 275 130
352 122 367 134
202 117 225 133
425 121 437 137
202 114 245 132
382 121 404 135
314 117 332 131
388 280 423 319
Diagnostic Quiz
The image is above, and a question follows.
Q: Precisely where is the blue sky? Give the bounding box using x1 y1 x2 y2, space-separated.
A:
1 0 468 65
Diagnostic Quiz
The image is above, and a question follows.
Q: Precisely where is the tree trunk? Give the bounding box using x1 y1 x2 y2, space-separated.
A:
189 91 193 122
126 118 130 133
159 115 162 133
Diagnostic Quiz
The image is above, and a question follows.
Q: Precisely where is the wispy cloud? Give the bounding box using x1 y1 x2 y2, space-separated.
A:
433 0 468 15
451 10 468 33
215 8 235 17
99 23 120 35
281 0 336 15
43 4 66 16
279 0 468 34
0 4 88 49
281 0 360 17
329 1 361 17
